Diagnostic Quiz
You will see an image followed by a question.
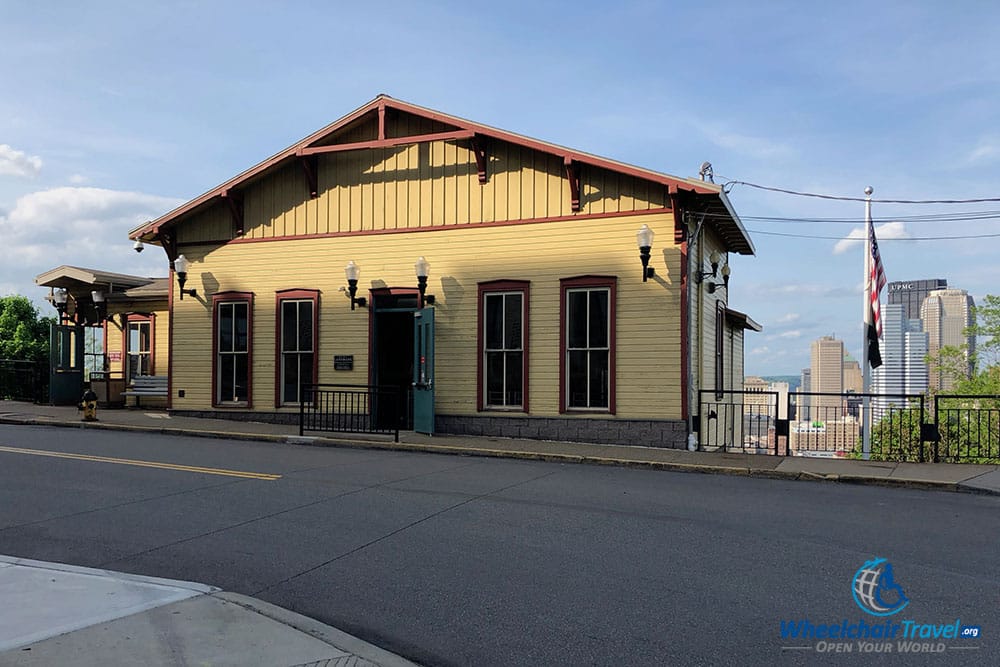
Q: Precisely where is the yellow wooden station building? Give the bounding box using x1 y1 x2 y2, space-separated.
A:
38 95 759 447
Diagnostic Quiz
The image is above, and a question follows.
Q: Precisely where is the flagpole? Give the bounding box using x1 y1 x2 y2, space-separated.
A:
861 185 873 460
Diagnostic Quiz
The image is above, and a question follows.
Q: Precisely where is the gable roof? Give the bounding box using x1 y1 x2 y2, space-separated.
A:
130 95 754 254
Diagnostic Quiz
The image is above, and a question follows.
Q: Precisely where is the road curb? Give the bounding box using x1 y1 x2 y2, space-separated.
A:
3 416 996 496
217 592 421 667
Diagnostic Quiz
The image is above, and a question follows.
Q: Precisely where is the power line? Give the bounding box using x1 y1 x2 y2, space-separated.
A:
726 180 1000 204
710 211 1000 224
747 229 1000 240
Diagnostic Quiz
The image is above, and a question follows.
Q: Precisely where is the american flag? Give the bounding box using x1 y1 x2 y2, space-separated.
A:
869 219 887 337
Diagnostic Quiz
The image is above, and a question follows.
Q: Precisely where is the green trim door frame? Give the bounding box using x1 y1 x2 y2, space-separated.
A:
413 307 435 435
49 323 85 405
371 289 420 430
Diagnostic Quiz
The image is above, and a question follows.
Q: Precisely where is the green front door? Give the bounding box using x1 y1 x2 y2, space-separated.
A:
48 323 84 405
412 307 435 434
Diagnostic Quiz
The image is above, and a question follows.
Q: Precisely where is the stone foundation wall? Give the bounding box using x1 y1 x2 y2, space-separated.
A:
435 415 688 449
170 410 689 449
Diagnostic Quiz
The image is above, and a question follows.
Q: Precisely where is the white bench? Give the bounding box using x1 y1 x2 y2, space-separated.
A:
123 376 168 407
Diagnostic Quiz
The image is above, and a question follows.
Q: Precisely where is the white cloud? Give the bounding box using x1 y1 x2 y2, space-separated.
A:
832 221 909 255
68 174 88 184
751 346 770 355
0 186 182 303
776 330 802 339
777 313 800 324
0 144 42 177
691 120 795 161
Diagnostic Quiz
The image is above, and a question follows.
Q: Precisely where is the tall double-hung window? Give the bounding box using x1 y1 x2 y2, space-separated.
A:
214 293 253 406
126 315 153 382
276 290 318 405
561 276 616 413
478 281 529 411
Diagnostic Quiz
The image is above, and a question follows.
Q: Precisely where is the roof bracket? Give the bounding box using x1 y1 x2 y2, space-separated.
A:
564 158 581 212
299 155 319 198
470 135 488 184
160 229 178 262
222 190 245 237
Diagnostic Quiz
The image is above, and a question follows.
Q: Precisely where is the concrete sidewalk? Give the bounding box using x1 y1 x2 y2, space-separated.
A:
0 555 418 667
2 400 999 496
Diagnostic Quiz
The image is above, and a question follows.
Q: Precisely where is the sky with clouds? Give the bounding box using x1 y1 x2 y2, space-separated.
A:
2 1 999 375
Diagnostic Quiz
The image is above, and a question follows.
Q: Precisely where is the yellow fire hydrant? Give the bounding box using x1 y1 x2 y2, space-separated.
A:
80 389 99 422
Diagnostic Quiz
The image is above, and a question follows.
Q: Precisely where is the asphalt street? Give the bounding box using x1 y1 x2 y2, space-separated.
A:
0 424 996 666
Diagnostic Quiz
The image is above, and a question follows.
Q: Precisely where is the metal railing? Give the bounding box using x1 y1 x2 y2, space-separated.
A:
692 390 1000 462
931 395 1000 463
697 390 785 455
299 384 403 442
0 359 47 403
790 392 925 461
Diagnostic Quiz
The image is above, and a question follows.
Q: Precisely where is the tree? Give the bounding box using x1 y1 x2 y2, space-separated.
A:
925 293 1000 395
0 295 54 362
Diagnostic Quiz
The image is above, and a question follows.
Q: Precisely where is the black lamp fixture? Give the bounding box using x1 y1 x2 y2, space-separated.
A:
696 250 722 283
53 287 68 322
706 263 732 294
90 290 107 324
173 255 197 300
344 261 367 310
414 256 435 307
636 224 655 282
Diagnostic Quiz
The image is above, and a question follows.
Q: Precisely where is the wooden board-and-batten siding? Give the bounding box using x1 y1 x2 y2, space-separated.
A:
175 140 670 245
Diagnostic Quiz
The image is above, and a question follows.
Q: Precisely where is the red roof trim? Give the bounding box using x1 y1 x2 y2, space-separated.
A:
131 95 723 240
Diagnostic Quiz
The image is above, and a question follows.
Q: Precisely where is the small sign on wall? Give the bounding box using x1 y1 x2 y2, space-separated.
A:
334 355 354 371
108 351 122 362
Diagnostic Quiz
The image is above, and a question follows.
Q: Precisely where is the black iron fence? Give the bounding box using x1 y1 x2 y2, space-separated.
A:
0 359 47 403
696 390 998 463
299 384 403 442
929 395 1000 463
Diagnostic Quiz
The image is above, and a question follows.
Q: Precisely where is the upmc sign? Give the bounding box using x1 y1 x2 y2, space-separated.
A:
889 283 916 291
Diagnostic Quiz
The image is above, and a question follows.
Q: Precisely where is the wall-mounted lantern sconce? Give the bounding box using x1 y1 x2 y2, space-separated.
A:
696 250 722 284
414 256 435 307
53 288 68 322
344 261 367 310
91 290 107 324
636 224 655 282
173 254 197 300
706 263 731 294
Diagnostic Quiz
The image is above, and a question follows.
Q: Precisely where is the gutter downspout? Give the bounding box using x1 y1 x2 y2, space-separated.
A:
686 210 708 451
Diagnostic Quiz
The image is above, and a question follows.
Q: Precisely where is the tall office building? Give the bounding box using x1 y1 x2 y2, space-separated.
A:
872 303 929 415
810 336 845 420
843 357 862 394
921 289 976 390
888 279 947 319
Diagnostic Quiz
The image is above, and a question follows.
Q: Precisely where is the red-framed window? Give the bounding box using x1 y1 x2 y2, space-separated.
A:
275 289 319 406
123 313 155 383
213 291 254 407
560 276 616 414
477 280 529 412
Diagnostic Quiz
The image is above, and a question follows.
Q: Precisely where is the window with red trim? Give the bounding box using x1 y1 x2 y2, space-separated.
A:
276 289 319 405
124 314 154 382
478 280 529 411
213 293 253 406
560 276 616 413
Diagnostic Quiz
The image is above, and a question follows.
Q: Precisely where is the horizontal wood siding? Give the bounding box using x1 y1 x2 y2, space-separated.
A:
170 212 684 419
